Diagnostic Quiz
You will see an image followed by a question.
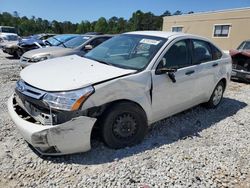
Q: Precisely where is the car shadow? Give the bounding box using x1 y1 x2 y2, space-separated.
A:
39 97 247 165
6 56 19 60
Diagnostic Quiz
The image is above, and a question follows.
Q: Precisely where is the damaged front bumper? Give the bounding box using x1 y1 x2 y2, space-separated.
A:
7 94 97 155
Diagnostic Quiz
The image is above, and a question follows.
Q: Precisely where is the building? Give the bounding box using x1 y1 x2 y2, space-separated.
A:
162 7 250 50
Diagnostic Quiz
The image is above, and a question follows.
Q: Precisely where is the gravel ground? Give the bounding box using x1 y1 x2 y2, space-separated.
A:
0 51 249 188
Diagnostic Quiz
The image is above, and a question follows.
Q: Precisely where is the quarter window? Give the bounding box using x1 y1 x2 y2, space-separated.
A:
192 40 212 64
210 43 222 60
172 27 183 32
214 25 230 37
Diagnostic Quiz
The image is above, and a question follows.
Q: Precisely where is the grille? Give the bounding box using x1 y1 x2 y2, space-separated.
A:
16 81 46 99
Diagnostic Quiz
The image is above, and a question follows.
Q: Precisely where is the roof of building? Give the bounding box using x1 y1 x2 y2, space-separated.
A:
163 7 250 18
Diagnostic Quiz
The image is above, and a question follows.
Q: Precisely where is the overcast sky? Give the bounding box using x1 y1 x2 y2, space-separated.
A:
0 0 250 23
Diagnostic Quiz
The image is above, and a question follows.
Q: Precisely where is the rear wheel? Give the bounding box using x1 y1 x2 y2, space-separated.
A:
101 102 148 149
205 81 225 108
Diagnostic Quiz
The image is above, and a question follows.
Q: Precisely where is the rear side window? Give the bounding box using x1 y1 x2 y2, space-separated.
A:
210 43 222 60
192 40 212 64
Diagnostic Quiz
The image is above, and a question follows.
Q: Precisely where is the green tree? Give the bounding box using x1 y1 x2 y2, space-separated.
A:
94 17 108 33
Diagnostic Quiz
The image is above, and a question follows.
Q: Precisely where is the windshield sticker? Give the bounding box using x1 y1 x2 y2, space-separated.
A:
140 39 160 45
83 36 90 39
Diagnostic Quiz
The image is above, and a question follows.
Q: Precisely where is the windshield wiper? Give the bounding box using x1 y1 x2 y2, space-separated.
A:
52 37 67 48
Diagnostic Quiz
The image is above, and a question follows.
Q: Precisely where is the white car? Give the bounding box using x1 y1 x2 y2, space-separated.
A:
8 31 232 155
0 26 19 48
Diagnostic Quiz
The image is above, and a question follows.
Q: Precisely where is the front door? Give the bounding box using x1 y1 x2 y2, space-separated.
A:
151 39 198 122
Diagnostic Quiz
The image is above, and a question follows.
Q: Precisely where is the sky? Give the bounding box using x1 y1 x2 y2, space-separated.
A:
1 0 250 23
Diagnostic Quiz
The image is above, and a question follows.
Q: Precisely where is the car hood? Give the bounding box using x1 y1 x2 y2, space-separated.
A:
20 55 136 91
19 38 44 46
22 46 74 58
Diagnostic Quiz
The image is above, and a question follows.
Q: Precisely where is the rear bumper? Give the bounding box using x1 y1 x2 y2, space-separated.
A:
7 94 97 155
231 69 250 82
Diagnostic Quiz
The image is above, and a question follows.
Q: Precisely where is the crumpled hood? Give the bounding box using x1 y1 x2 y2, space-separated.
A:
23 46 73 58
20 55 136 91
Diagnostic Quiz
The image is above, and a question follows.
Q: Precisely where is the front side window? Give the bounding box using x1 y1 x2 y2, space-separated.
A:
172 27 183 32
214 25 230 37
157 40 190 70
88 37 111 48
192 40 212 64
85 34 166 70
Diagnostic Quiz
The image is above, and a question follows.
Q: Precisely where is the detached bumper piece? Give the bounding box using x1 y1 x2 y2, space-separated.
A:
8 95 97 155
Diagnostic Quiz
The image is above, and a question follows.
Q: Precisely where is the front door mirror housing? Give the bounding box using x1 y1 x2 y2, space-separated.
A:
84 44 93 51
156 58 177 83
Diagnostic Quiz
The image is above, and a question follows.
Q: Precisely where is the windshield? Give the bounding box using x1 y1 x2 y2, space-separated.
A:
237 41 250 50
46 35 77 46
85 34 166 70
63 35 91 48
1 27 17 34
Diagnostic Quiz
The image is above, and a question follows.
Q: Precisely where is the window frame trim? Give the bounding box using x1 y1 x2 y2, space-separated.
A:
171 26 184 33
212 24 231 38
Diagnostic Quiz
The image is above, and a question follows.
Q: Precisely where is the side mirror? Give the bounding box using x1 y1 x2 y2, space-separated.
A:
156 58 177 83
84 44 93 51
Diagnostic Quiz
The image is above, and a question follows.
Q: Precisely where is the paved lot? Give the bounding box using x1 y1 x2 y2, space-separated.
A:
0 51 249 187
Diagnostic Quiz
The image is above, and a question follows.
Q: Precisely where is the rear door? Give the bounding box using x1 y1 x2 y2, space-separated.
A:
190 39 222 101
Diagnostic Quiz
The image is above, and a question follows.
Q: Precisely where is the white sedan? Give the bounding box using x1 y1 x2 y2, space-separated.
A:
8 31 232 155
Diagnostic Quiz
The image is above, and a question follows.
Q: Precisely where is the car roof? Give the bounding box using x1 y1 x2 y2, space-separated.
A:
125 31 190 39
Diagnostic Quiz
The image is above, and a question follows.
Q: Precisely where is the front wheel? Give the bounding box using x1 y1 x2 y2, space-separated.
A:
101 102 148 149
204 81 225 108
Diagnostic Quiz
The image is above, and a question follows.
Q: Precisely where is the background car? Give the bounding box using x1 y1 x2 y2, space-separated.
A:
2 33 54 58
0 26 20 49
20 34 113 68
230 40 250 82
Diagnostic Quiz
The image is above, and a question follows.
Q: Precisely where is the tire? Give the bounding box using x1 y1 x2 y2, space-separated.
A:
101 102 148 149
204 81 225 108
16 48 23 58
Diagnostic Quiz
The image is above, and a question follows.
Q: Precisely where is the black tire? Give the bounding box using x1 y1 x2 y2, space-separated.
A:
204 81 225 108
101 102 148 149
16 48 23 58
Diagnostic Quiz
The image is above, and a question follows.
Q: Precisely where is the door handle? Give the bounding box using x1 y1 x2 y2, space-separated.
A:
212 63 218 67
185 70 195 75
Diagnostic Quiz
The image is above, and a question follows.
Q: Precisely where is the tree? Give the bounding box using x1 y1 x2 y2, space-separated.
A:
94 17 108 33
162 10 171 17
173 10 182 15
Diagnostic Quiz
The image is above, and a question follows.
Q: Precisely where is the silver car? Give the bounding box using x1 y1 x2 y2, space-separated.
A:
20 34 113 68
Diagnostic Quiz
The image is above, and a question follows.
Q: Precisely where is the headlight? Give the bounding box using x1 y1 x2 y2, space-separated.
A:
43 86 94 111
29 56 49 63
